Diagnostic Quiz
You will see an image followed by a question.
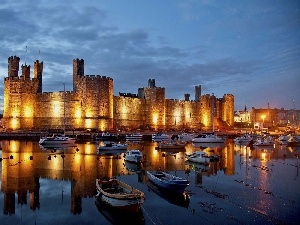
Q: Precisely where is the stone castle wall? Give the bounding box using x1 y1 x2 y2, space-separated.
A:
3 56 234 131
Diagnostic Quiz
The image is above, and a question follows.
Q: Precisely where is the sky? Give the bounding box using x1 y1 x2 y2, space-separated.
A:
0 0 299 112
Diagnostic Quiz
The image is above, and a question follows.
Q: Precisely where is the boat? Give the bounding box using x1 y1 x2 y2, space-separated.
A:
95 196 145 225
177 133 196 142
156 140 186 150
192 142 225 149
286 136 300 147
125 133 143 142
253 136 275 147
192 132 225 143
39 83 76 147
147 180 190 208
124 149 143 163
95 132 117 142
95 178 145 213
152 133 171 142
185 151 219 164
39 134 76 146
234 134 253 144
97 142 127 151
147 171 189 192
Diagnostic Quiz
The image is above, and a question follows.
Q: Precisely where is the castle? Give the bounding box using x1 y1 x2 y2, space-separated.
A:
3 56 234 131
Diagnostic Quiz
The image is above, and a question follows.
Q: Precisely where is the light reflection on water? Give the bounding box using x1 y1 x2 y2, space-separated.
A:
0 140 299 225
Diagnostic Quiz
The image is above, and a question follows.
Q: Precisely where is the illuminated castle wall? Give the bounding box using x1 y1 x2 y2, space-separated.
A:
3 56 234 130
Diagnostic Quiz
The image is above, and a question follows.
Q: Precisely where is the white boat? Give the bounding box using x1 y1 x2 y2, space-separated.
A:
253 136 275 146
234 134 253 144
124 149 143 163
39 83 76 147
39 134 76 146
192 132 225 143
96 178 145 213
152 133 171 142
125 133 143 142
147 171 189 192
186 151 219 164
97 142 128 151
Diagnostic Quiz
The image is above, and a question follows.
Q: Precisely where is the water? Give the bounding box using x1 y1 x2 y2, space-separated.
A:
0 140 299 225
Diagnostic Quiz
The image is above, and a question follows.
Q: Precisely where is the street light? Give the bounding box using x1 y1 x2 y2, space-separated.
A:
261 115 266 129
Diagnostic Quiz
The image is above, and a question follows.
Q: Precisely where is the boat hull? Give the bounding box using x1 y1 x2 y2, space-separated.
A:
96 179 144 213
147 171 189 193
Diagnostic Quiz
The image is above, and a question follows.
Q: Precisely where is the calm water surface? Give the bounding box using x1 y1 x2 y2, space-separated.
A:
0 139 299 225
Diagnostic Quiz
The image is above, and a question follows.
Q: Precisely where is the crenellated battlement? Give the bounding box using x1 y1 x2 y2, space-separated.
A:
3 56 234 131
78 75 113 81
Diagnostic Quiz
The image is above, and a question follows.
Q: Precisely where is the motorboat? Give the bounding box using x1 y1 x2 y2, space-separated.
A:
234 134 253 144
124 149 143 163
177 133 196 142
39 134 76 146
192 132 225 143
253 136 275 147
192 142 225 149
146 171 189 192
152 133 171 142
97 142 127 151
125 133 143 142
95 132 117 142
186 151 219 164
95 178 145 213
156 141 186 150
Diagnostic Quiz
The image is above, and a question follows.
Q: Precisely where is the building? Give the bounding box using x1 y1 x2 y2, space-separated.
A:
3 56 234 131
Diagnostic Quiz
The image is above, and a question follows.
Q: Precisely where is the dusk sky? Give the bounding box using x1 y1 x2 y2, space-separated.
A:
0 0 299 112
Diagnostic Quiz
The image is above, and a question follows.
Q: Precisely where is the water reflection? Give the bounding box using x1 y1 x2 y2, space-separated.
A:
0 139 299 218
147 181 190 208
95 196 145 225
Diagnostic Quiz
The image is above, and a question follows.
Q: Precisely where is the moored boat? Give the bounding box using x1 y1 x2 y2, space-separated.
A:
156 140 186 150
125 133 143 142
253 136 275 147
192 132 225 143
95 132 117 142
124 149 143 163
186 151 219 164
234 134 253 144
97 142 127 151
95 178 145 213
39 134 76 146
147 180 190 208
146 170 189 192
152 133 172 142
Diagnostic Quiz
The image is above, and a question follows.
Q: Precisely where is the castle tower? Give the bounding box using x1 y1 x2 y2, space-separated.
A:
184 93 190 101
34 60 43 93
21 64 30 79
148 79 156 88
195 85 201 102
8 56 20 77
73 58 84 92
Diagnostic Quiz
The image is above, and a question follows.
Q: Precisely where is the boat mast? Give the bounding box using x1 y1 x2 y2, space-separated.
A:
212 93 214 132
63 83 66 135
